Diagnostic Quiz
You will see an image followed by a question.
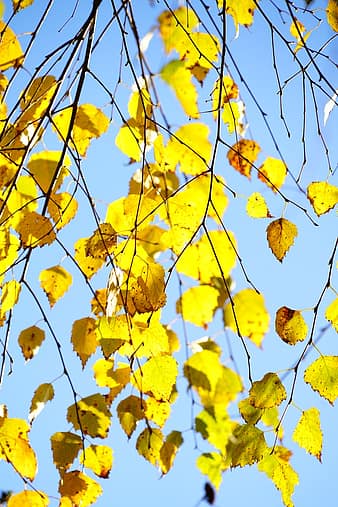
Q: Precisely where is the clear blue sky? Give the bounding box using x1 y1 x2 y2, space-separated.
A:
0 1 337 506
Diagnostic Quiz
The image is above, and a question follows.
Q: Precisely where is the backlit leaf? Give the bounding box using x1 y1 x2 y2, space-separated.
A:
292 408 322 461
67 393 111 438
249 373 287 409
226 424 268 467
159 431 183 474
212 76 239 117
258 157 287 191
0 416 37 480
307 181 338 216
161 60 199 119
48 192 78 230
145 397 171 427
275 306 308 345
158 7 199 53
224 288 270 347
227 139 260 178
115 119 157 162
117 395 145 438
50 432 82 473
74 238 105 279
39 265 72 308
266 218 298 262
93 359 130 396
136 427 163 466
0 280 20 314
221 100 246 135
196 452 227 490
246 192 272 218
304 355 338 404
327 0 338 31
27 151 70 194
71 317 97 368
196 406 237 451
59 470 102 507
18 325 45 361
29 382 54 424
325 297 338 332
238 398 262 425
12 0 35 10
0 21 24 70
15 211 56 247
176 285 220 327
7 491 48 507
131 355 178 401
219 0 259 32
86 223 116 259
80 445 113 479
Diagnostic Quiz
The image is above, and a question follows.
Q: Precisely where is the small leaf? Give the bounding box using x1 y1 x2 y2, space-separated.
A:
59 470 102 507
145 397 171 427
176 285 220 327
219 0 259 33
249 373 287 409
292 408 322 461
227 139 260 178
196 406 237 451
18 325 45 361
196 452 227 490
266 218 298 262
80 444 113 479
275 306 308 345
7 491 48 507
226 424 268 467
159 430 183 474
246 192 272 218
0 21 24 70
74 238 105 279
161 60 199 119
71 317 97 368
131 355 178 401
0 280 21 314
258 157 287 191
307 181 338 216
117 395 145 438
39 265 72 308
325 297 338 332
48 192 78 230
29 382 54 424
15 211 56 247
136 427 163 466
304 355 338 404
0 417 37 480
50 431 82 473
27 151 70 194
327 0 338 31
67 394 111 438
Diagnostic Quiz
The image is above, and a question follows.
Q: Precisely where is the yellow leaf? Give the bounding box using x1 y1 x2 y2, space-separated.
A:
71 317 97 368
196 406 237 451
292 408 322 461
227 139 260 178
12 0 35 10
18 325 45 361
249 373 287 409
50 431 82 473
95 315 129 359
158 7 199 54
3 175 38 226
176 285 220 327
7 490 48 507
266 218 298 262
196 451 227 490
67 393 111 438
226 424 268 467
15 211 56 247
224 288 270 347
48 192 78 230
307 181 338 216
74 237 105 279
144 397 171 427
238 398 262 425
105 195 155 234
258 157 287 191
131 355 178 401
136 427 163 466
80 444 113 479
93 359 130 394
53 104 109 157
161 60 199 118
0 280 20 313
304 355 338 405
325 297 338 332
39 265 72 308
0 232 19 285
115 118 157 162
219 0 259 32
212 76 239 117
59 470 102 507
246 192 272 218
221 100 246 135
290 19 306 39
0 416 37 480
85 223 116 259
181 32 220 83
0 21 24 70
29 382 54 424
27 151 70 194
258 446 299 507
128 86 153 122
275 306 308 345
159 431 183 474
327 0 338 31
117 395 145 438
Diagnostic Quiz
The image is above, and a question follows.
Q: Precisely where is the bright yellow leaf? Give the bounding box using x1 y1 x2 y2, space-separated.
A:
12 0 35 9
221 100 246 135
0 21 24 70
19 76 57 136
0 416 37 480
325 297 338 332
196 451 227 490
48 192 78 230
128 86 153 122
238 398 262 425
327 0 338 31
80 444 113 479
18 325 45 361
224 288 270 347
136 427 163 466
59 470 102 507
219 0 259 33
176 285 220 327
159 431 183 474
227 139 260 178
67 394 111 438
249 373 287 409
71 317 97 368
290 18 312 53
226 424 268 467
0 232 19 285
212 76 239 117
157 7 199 53
307 181 338 216
50 431 82 473
275 306 308 345
95 315 129 359
39 265 72 308
93 358 130 392
117 395 145 438
7 490 48 507
27 151 70 194
85 223 116 259
115 118 157 162
266 218 298 262
74 237 105 278
161 60 199 118
3 175 38 227
0 279 20 313
246 192 271 218
29 382 54 424
105 194 155 234
131 355 178 401
196 406 237 451
15 210 56 247
258 157 287 191
145 397 171 427
292 408 322 461
304 355 338 404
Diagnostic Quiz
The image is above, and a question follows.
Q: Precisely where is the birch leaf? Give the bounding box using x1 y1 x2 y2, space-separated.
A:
18 326 45 361
39 265 72 308
266 218 298 262
29 383 54 424
292 408 322 461
304 355 338 405
275 307 308 345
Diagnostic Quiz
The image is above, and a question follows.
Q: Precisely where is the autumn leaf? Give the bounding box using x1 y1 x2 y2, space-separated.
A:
86 223 116 259
159 431 183 474
226 424 268 467
292 408 322 461
48 191 78 230
117 395 145 438
196 406 237 451
275 307 308 345
67 394 111 438
0 279 20 314
307 181 338 216
157 7 199 54
18 325 45 361
196 452 227 490
7 491 49 507
325 297 338 332
219 0 259 33
15 211 56 247
131 355 178 401
145 397 171 427
0 21 24 70
249 373 287 409
327 0 338 31
304 355 338 404
50 431 82 473
93 359 130 398
227 139 260 178
71 317 97 368
74 237 105 278
136 427 163 466
176 285 220 327
0 416 37 480
80 444 113 478
59 470 103 507
39 265 72 308
238 398 262 425
266 218 298 262
161 60 199 118
246 192 272 218
258 157 287 191
27 151 70 194
212 76 239 117
29 383 54 424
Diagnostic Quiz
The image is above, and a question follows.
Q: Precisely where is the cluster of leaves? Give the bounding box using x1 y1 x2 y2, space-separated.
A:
0 1 337 507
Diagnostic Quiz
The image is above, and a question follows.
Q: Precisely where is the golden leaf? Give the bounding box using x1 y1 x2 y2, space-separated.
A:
131 355 178 401
105 195 155 234
18 325 45 361
27 151 70 194
15 211 56 247
93 359 130 394
117 395 145 438
159 431 183 474
144 397 171 428
226 424 268 467
238 398 262 425
246 192 272 218
86 223 116 259
292 408 322 461
275 306 308 345
50 431 82 473
95 315 129 359
196 452 227 490
249 373 287 409
74 237 105 279
71 317 97 368
258 157 287 191
176 285 220 327
0 416 37 480
221 100 246 135
39 265 72 308
7 491 48 507
29 382 54 424
136 427 163 465
59 470 102 507
325 297 338 332
0 279 20 314
219 0 259 31
227 139 260 178
224 288 270 347
67 393 111 438
196 406 237 451
304 355 338 404
12 0 35 10
80 444 113 479
212 76 239 117
53 104 109 157
327 0 338 31
266 218 298 262
0 21 24 70
158 7 199 53
307 181 338 216
48 192 78 230
3 175 38 227
161 60 199 118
